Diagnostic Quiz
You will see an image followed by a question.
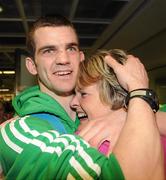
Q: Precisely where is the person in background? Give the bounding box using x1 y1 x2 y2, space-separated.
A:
4 101 15 119
0 100 7 124
0 15 164 179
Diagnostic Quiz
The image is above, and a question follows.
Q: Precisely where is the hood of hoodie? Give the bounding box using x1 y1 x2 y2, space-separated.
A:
12 86 79 132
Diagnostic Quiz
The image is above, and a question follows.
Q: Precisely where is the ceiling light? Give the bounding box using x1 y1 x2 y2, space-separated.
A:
2 71 15 74
0 89 9 92
0 6 3 13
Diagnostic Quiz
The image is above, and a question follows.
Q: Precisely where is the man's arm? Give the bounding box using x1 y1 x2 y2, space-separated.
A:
0 116 124 179
77 108 166 147
105 55 164 179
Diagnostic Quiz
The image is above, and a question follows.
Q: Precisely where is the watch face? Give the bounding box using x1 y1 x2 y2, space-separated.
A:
148 90 159 112
125 89 159 112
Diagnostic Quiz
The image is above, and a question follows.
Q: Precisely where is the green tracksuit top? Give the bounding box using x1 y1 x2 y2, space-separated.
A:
0 86 124 180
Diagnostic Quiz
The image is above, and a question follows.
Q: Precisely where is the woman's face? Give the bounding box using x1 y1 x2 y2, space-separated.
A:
73 83 111 120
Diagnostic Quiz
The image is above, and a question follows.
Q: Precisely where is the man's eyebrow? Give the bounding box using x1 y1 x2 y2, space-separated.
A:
37 42 79 54
38 45 56 53
66 42 79 48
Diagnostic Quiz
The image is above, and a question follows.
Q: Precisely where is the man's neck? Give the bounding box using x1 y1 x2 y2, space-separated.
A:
40 85 76 120
57 94 76 120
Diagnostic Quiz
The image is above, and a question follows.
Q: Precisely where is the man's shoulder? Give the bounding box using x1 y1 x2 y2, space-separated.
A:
0 115 54 134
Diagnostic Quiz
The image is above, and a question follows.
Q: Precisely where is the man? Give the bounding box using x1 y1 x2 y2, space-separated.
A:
0 14 164 179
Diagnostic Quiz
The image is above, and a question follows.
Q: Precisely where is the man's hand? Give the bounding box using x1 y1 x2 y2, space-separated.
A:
104 55 149 91
78 109 126 150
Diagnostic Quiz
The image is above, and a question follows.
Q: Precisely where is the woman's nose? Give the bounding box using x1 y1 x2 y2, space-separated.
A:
70 95 80 109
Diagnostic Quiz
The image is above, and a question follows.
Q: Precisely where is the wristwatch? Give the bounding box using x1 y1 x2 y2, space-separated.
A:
124 89 159 112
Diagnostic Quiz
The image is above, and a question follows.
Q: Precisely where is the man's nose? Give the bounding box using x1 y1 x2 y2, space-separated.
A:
56 50 70 65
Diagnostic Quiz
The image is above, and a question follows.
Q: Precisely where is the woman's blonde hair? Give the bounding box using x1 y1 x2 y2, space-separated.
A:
77 49 128 110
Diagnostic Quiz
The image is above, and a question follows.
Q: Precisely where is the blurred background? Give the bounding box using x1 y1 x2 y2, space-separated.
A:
0 0 166 104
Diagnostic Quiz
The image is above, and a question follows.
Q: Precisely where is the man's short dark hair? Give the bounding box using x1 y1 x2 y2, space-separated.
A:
26 14 78 57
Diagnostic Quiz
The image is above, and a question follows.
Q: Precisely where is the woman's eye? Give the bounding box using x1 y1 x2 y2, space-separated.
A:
80 92 87 97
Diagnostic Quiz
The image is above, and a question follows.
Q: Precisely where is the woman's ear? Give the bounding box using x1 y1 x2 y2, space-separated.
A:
80 51 85 62
25 57 37 75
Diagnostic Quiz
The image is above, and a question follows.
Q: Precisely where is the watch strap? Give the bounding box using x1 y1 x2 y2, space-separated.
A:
124 89 159 112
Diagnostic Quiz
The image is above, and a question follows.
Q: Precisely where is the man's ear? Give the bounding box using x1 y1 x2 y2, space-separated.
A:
80 51 85 62
25 57 37 75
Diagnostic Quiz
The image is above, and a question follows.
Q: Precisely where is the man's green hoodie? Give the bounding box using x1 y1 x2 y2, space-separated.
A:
0 86 124 180
13 86 79 133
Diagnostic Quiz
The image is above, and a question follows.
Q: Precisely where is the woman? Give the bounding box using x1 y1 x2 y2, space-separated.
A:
70 49 165 178
71 49 166 155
